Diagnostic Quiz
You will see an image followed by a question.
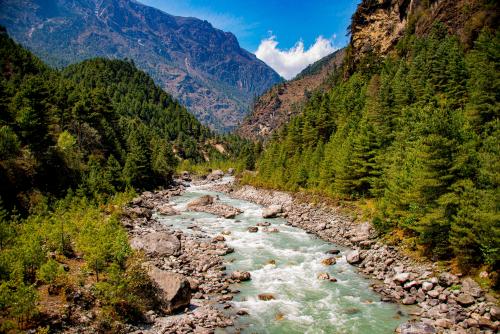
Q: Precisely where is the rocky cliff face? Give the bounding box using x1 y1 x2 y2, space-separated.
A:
238 49 345 140
0 0 282 131
349 0 499 63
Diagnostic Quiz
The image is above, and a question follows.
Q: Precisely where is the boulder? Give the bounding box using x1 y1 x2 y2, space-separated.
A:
321 257 337 266
262 205 282 218
248 226 258 233
263 227 279 233
131 232 181 256
317 272 330 280
427 289 440 299
490 305 500 321
326 249 340 255
207 169 224 181
157 204 179 216
212 235 225 242
350 222 373 242
187 195 214 208
258 293 275 301
148 266 191 314
434 318 452 329
346 250 361 264
456 293 475 306
125 206 152 219
402 295 416 305
461 277 482 298
256 221 271 227
393 272 411 284
438 272 459 287
231 271 251 282
422 281 434 292
180 171 191 181
395 321 436 334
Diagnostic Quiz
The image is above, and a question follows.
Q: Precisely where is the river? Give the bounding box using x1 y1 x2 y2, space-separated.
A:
157 180 409 334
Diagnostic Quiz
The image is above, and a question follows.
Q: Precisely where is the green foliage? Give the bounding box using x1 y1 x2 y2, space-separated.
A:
0 29 241 213
252 29 500 271
37 259 65 284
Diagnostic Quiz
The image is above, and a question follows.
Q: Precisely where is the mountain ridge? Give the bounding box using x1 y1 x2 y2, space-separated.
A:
0 0 282 131
237 49 345 140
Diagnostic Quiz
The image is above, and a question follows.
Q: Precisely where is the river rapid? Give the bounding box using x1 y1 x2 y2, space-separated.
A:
157 180 409 334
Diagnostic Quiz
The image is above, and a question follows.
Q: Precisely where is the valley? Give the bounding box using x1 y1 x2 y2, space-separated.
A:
0 0 498 333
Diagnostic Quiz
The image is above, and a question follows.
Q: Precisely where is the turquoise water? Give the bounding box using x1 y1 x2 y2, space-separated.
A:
158 181 409 334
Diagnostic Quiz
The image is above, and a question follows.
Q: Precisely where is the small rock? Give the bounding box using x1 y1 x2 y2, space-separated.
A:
326 249 340 255
438 272 459 287
248 226 258 233
394 272 411 284
317 272 330 280
236 310 248 316
422 281 434 291
231 271 251 282
321 257 337 266
258 293 275 301
402 296 416 305
346 250 361 264
434 318 452 329
456 293 475 306
262 205 282 218
490 305 500 321
213 235 225 242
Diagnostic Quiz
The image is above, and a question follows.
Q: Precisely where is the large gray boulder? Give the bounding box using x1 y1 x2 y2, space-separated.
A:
262 205 282 218
131 232 181 257
148 266 191 314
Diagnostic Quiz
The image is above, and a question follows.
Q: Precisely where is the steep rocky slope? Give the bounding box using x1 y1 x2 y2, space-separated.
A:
348 0 499 64
0 0 282 131
238 49 345 140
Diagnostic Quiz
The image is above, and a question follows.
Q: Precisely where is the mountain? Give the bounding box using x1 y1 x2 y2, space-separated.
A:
0 0 282 131
238 49 345 140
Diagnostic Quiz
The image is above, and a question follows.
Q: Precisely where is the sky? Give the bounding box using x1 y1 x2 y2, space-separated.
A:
139 0 360 79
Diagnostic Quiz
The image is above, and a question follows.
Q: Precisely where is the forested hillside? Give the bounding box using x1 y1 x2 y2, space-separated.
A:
247 22 499 274
0 28 252 331
0 26 251 213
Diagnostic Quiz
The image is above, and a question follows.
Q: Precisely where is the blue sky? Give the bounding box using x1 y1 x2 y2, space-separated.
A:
139 0 360 79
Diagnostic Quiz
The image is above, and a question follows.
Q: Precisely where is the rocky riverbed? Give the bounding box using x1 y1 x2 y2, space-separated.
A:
122 186 237 333
210 182 499 334
120 171 499 333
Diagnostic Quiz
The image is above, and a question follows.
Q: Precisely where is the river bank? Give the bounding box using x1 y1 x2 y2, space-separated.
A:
121 172 498 333
209 180 499 334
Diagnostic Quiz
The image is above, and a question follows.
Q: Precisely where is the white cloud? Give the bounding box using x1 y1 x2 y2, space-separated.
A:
255 35 338 80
